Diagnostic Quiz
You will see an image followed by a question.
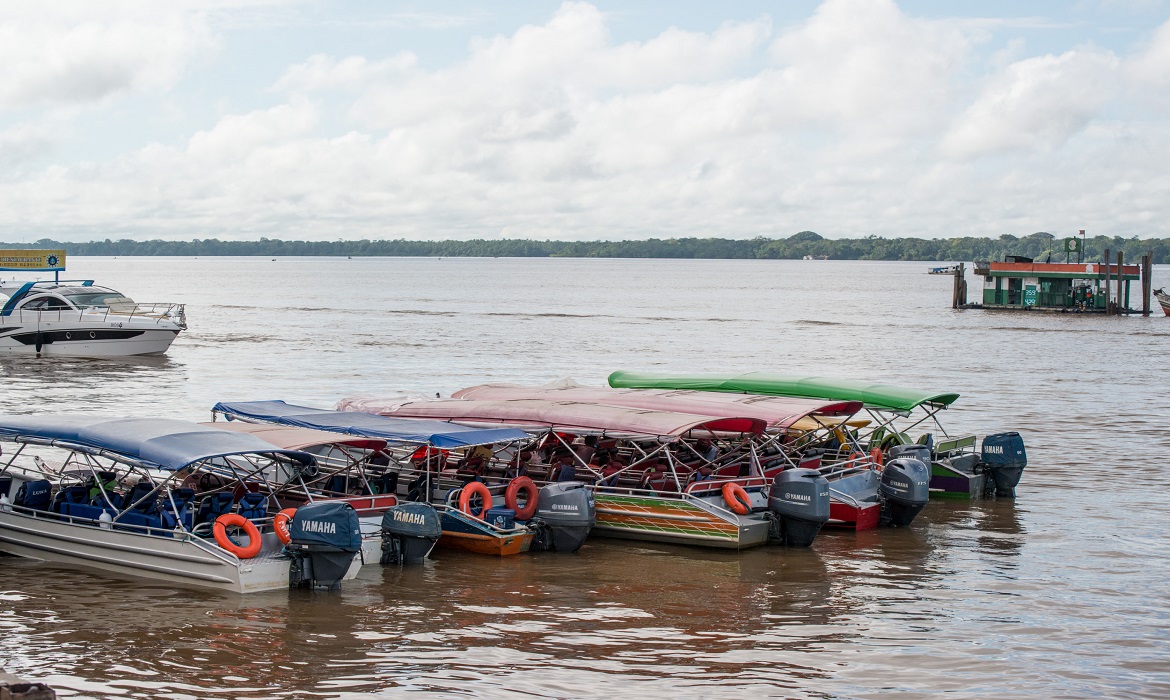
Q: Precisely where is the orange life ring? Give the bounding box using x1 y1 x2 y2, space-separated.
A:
459 481 493 520
504 476 539 520
848 451 865 463
273 507 297 545
722 482 752 515
869 448 884 468
213 513 263 559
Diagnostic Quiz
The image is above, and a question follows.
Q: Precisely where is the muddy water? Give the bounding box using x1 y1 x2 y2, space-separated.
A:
1 257 1168 699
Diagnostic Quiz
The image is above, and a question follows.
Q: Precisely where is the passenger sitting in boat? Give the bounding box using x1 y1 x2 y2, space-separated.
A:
504 450 534 479
574 436 598 465
695 438 718 463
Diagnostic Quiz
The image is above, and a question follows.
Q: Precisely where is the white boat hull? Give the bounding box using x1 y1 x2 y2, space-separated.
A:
0 309 183 357
0 507 363 593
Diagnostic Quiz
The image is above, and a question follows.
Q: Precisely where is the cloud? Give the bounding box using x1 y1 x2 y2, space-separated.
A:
940 48 1122 158
1 1 1170 241
0 3 215 111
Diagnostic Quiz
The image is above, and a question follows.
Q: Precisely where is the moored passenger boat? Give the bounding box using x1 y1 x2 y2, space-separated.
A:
337 395 833 549
608 370 1027 498
211 401 594 556
0 250 186 357
0 415 364 593
450 381 930 530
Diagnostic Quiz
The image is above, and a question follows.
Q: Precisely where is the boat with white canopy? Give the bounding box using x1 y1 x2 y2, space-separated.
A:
0 415 365 593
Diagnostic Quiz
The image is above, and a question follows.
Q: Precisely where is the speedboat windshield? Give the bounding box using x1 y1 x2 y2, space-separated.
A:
60 288 135 307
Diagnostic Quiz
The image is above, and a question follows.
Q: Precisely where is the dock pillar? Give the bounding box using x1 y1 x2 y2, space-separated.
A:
1118 251 1125 314
1143 252 1153 316
952 263 967 309
1104 248 1111 313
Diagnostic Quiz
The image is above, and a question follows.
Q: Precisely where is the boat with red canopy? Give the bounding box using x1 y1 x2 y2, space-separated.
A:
336 395 831 549
446 382 928 531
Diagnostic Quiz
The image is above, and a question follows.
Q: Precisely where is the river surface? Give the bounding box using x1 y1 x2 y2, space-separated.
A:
1 257 1168 699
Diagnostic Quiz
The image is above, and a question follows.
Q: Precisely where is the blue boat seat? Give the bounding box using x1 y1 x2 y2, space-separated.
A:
14 479 52 510
115 510 165 536
51 485 90 515
85 471 121 503
195 492 235 526
159 488 196 531
123 480 159 513
0 477 12 499
322 474 349 495
59 502 106 524
236 491 268 521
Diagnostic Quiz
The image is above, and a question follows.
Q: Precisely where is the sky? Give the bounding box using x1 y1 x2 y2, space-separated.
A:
1 0 1169 243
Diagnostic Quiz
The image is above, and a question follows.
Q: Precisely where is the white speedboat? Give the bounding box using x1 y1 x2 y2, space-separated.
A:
0 279 186 357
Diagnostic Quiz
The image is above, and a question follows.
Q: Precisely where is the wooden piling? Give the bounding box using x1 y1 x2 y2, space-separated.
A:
1142 253 1151 316
1117 251 1124 314
1103 248 1111 313
952 263 966 309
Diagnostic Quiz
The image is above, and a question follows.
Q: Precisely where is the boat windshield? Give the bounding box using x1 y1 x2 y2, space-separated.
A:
61 288 135 307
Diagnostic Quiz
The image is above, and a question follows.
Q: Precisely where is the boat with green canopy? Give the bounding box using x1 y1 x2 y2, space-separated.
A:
608 370 1025 499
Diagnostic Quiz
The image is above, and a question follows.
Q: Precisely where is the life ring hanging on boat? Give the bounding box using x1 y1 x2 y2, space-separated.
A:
722 482 752 515
213 513 263 559
459 481 493 520
504 476 539 520
869 448 884 469
273 508 297 545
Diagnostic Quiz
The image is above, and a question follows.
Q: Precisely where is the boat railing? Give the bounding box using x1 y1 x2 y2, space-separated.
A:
7 303 187 328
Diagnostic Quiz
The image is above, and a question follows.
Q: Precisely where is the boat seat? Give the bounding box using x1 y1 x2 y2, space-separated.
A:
0 477 11 499
712 464 747 479
322 474 349 495
123 480 159 513
159 488 196 531
13 479 52 510
51 485 90 514
644 476 682 494
59 502 106 524
195 492 235 526
85 471 122 506
236 491 268 521
115 510 166 536
373 471 398 496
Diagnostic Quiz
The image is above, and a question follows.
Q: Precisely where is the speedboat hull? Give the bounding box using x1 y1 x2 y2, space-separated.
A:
0 506 360 593
435 507 534 556
591 491 770 550
0 311 182 357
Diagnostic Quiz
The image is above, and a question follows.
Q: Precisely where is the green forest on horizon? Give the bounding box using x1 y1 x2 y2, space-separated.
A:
3 230 1168 263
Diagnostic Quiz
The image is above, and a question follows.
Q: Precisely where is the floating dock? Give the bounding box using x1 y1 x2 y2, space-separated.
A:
946 233 1155 315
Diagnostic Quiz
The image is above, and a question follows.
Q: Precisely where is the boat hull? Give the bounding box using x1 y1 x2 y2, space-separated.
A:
0 310 183 357
435 508 533 556
0 507 359 593
826 500 881 530
591 492 769 550
930 459 987 498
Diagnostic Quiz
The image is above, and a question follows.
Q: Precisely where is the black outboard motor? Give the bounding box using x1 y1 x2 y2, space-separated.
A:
528 482 595 553
767 468 830 547
980 432 1027 497
379 502 441 565
287 501 362 590
878 458 931 527
888 443 932 469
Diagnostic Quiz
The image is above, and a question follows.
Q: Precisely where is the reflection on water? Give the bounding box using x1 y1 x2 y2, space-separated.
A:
2 258 1169 698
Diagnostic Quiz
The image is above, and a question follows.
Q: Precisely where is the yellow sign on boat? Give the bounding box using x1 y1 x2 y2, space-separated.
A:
0 249 66 271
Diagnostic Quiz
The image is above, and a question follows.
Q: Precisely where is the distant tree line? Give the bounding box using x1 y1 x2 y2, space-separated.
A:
4 231 1168 263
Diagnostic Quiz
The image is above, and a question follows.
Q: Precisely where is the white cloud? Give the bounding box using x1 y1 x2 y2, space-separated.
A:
940 48 1122 158
1 1 1170 241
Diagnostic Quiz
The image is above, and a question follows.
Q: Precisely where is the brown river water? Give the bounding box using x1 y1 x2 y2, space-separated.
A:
1 257 1169 699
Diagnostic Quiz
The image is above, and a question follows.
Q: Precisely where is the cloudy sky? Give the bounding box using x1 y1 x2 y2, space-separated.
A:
2 0 1169 242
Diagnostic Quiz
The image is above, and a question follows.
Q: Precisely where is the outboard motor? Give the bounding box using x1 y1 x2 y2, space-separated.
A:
767 468 830 547
379 502 441 565
878 458 931 527
287 501 362 590
980 432 1027 497
528 482 595 553
888 443 932 469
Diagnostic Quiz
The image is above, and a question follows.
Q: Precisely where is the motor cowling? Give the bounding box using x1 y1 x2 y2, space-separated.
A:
888 443 931 467
878 457 930 527
528 482 594 553
379 502 441 565
767 468 829 547
287 501 362 590
980 432 1026 497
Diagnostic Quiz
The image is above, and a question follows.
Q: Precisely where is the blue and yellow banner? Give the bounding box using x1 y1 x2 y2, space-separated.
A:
0 249 66 271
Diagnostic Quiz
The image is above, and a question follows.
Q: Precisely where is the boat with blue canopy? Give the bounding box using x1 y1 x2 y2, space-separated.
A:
211 401 595 556
0 415 367 592
608 370 1026 498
